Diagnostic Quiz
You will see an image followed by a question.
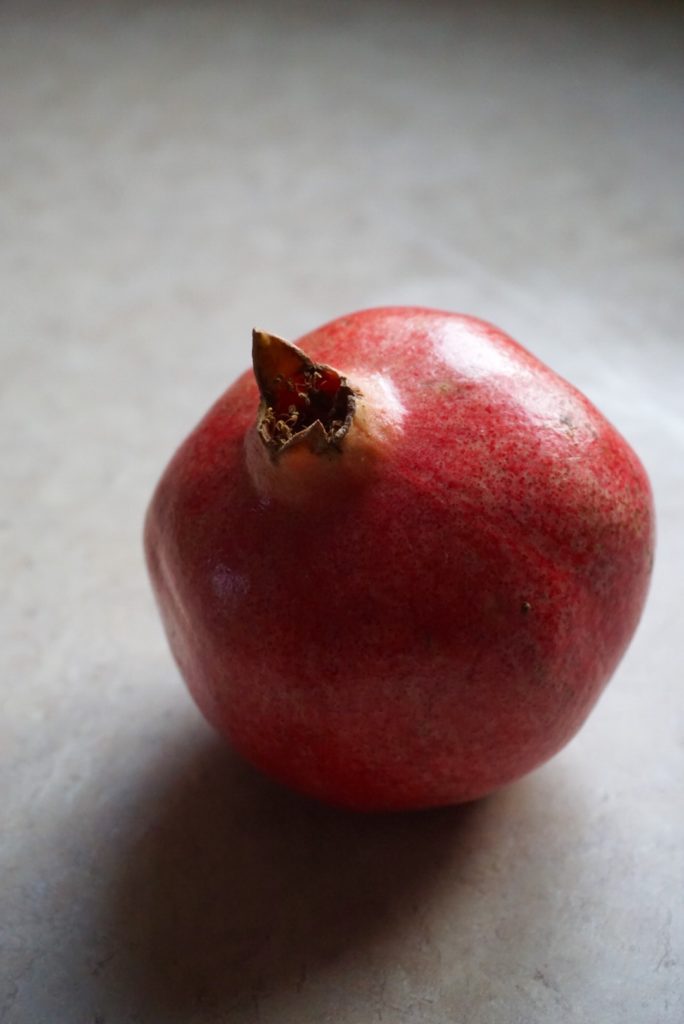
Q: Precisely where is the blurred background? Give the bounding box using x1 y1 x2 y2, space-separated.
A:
2 2 683 1022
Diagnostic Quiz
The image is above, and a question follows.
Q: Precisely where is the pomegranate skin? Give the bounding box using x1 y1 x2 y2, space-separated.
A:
145 308 654 811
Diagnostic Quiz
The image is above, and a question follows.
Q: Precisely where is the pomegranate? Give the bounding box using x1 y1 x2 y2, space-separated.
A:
145 308 654 811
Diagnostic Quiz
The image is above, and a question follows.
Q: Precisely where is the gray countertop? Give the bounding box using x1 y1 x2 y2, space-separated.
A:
2 2 683 1022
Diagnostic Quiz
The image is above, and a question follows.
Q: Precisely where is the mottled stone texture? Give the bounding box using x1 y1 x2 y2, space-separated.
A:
1 1 683 1022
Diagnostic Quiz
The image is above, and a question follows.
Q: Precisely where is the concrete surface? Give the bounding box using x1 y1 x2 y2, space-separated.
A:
2 2 683 1022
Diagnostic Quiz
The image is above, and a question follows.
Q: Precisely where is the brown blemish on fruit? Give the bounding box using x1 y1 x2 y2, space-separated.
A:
420 378 465 395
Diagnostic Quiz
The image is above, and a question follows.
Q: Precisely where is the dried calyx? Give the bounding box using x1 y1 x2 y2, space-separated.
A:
252 330 357 456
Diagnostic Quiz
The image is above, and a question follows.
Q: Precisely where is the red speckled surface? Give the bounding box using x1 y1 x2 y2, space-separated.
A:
145 308 654 810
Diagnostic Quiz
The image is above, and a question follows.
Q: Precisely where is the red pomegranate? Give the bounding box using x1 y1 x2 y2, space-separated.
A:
145 308 654 811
